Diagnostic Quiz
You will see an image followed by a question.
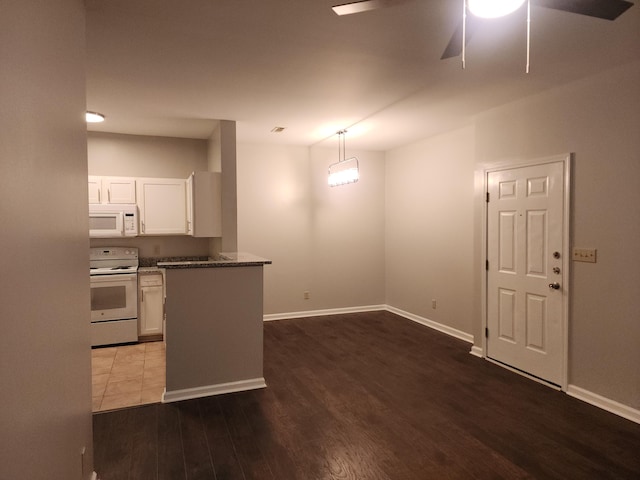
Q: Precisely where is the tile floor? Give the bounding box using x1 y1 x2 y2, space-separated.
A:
91 341 165 412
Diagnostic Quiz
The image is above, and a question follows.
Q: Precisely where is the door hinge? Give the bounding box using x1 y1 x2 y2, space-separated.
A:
486 192 490 202
485 327 489 338
485 260 489 271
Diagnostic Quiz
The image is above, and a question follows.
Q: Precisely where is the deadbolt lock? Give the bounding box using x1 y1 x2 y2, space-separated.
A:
553 251 561 259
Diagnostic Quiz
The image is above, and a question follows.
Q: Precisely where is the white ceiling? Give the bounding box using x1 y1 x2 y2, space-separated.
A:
85 0 640 150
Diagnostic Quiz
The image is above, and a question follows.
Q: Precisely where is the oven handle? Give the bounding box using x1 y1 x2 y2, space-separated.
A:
90 273 137 283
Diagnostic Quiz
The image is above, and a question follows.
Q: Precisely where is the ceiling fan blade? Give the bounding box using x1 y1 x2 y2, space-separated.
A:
440 16 480 60
332 0 409 16
532 0 634 20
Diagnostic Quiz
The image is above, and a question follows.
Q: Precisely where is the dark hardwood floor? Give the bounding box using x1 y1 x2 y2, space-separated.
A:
94 311 640 479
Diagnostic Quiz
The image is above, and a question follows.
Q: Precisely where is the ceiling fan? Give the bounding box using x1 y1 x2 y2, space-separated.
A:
331 0 634 60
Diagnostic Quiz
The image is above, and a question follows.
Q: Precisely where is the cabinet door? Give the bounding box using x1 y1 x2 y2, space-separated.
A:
102 177 136 204
88 176 101 204
139 285 164 336
137 178 187 235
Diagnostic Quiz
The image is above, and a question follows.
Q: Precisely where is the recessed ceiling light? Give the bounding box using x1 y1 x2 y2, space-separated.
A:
86 111 105 123
270 126 286 133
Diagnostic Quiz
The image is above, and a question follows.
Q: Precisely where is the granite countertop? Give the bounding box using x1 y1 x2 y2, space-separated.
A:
157 252 272 269
138 266 163 273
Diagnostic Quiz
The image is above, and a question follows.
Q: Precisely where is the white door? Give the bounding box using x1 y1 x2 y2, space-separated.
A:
486 160 567 385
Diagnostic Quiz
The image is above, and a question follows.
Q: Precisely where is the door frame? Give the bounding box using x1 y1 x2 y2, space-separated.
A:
480 153 572 391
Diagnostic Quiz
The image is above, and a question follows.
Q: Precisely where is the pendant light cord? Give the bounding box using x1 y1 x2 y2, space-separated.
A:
338 130 347 163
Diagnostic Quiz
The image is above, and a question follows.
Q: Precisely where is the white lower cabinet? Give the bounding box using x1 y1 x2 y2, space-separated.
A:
138 272 164 338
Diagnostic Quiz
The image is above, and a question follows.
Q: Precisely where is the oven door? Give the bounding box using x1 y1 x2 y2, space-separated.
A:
90 273 138 322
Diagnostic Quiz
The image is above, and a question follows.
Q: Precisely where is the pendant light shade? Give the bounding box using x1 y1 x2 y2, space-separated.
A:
468 0 526 18
328 157 359 187
328 130 359 187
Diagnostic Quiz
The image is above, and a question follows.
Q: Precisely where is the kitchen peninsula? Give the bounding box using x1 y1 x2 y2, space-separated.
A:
158 253 271 403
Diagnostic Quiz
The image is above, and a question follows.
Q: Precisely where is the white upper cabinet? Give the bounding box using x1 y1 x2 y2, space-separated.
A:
88 176 101 204
137 178 188 235
102 177 137 204
88 176 136 204
88 173 219 237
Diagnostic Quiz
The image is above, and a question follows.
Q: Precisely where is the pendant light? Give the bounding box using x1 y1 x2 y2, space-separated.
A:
328 130 359 187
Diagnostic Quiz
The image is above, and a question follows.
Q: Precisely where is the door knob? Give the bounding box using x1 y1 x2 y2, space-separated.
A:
549 282 561 290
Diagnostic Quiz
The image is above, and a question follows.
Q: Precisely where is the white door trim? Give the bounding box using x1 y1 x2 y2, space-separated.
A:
480 153 572 391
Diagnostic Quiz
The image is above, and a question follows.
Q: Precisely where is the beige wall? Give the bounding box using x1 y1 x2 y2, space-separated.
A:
88 131 208 177
474 60 640 409
237 143 386 314
0 1 94 479
383 61 639 410
385 126 476 334
87 132 211 257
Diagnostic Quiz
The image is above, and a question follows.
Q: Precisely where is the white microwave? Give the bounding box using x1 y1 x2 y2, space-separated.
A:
89 204 139 238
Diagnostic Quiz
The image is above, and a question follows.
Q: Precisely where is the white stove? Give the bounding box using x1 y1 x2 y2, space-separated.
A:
90 247 139 347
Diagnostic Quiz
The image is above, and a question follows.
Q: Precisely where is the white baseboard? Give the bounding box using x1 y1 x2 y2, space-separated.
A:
385 305 474 344
162 377 267 403
264 304 387 321
265 304 474 344
567 385 640 424
469 345 483 357
263 305 482 344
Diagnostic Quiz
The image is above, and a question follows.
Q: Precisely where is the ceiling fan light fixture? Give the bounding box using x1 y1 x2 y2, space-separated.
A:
468 0 526 18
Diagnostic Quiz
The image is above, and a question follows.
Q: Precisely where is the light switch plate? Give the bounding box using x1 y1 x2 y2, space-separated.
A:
572 248 597 263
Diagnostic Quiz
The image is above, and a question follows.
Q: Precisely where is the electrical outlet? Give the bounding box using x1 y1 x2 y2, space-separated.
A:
304 291 310 300
572 248 597 263
431 299 437 309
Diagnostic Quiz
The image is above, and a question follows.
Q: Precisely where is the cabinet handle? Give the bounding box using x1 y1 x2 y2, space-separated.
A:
107 189 111 202
98 189 101 203
141 290 144 302
141 221 145 233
